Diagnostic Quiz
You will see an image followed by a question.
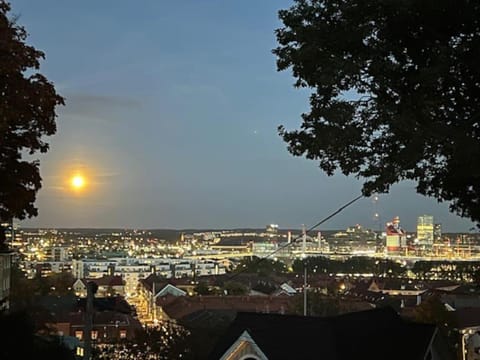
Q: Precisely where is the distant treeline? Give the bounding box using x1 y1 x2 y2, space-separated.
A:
289 256 480 282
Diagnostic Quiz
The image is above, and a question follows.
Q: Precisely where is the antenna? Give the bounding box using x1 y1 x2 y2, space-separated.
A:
373 194 387 255
372 194 380 230
301 224 308 316
372 194 383 250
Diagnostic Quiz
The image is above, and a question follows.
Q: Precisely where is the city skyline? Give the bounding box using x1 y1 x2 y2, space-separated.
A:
12 0 476 232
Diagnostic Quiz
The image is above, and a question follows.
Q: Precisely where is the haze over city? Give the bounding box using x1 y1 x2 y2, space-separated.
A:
12 0 475 232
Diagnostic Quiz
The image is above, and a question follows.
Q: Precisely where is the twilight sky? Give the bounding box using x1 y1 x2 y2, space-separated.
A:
13 0 475 232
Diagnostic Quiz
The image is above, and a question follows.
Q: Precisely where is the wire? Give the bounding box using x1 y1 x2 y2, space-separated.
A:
225 194 364 282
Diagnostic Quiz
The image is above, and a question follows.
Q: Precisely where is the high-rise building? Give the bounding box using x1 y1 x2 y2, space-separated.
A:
386 216 407 253
417 215 434 245
51 246 68 262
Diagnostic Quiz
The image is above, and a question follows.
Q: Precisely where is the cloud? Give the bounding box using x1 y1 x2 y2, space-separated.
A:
44 185 66 191
59 92 142 119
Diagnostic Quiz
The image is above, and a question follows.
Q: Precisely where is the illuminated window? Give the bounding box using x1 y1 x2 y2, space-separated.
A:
119 330 127 339
76 347 84 357
91 331 98 340
75 330 83 340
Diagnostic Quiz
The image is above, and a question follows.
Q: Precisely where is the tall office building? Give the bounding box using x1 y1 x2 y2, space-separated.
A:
417 215 434 245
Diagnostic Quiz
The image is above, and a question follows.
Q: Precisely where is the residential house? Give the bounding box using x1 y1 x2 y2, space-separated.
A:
138 274 187 321
210 307 451 360
450 307 480 360
368 278 427 296
73 275 125 297
441 285 480 309
271 283 297 297
55 310 141 343
158 295 293 323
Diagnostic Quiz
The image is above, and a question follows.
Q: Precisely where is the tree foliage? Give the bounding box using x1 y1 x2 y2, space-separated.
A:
234 256 288 276
194 281 213 295
412 260 480 281
94 324 192 360
0 1 64 243
292 256 406 277
223 281 248 296
10 264 75 310
274 0 480 224
0 311 75 360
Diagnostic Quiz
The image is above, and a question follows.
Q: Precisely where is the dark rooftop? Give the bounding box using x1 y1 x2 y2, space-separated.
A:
209 307 439 360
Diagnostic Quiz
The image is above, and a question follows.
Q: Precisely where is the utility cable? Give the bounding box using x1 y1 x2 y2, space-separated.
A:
225 193 364 282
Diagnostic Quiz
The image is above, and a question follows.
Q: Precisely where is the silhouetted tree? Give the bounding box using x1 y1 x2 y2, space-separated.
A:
0 311 74 360
292 256 406 277
274 0 480 225
94 324 192 360
10 264 74 310
0 1 64 248
223 281 248 295
194 281 211 295
234 256 288 276
9 262 31 308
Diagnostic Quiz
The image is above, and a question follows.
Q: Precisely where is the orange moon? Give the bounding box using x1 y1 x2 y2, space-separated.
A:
71 175 86 190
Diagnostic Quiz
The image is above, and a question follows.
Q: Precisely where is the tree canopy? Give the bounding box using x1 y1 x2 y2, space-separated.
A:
274 0 480 224
234 256 288 276
0 311 75 360
0 1 63 244
292 256 405 277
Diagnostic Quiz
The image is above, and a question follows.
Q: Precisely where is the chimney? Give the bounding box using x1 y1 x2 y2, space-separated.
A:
84 281 98 360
